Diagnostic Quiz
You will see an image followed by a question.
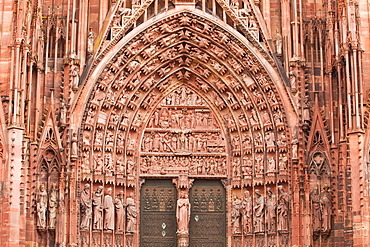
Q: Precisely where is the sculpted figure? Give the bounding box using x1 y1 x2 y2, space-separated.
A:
310 186 321 232
87 27 95 54
266 188 277 232
231 194 242 234
242 190 253 234
126 192 138 233
80 184 92 230
320 185 332 232
279 154 288 171
176 191 191 234
289 71 297 90
267 157 276 172
115 191 125 232
277 185 289 231
254 189 264 232
275 30 282 55
37 184 48 228
104 188 115 230
71 132 78 157
93 186 104 230
49 183 58 228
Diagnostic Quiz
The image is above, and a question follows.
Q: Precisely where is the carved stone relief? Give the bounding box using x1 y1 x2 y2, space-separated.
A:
78 11 292 247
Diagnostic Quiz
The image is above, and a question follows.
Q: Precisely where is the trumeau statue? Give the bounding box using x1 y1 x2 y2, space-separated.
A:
37 184 48 229
80 184 92 230
176 191 191 234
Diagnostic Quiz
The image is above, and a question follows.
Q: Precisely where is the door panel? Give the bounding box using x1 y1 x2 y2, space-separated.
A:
140 180 177 247
189 180 226 247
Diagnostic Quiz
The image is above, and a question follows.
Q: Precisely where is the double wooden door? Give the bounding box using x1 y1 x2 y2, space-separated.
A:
140 179 226 247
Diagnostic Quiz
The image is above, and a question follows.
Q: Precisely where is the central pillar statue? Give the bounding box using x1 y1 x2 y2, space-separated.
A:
177 190 191 247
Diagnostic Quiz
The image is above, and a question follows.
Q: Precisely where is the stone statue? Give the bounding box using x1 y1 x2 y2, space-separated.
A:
242 190 253 234
93 186 103 230
60 99 67 125
49 183 58 229
104 188 115 230
87 27 95 54
80 184 92 230
277 185 289 231
71 65 80 91
115 191 125 232
289 71 297 90
310 186 321 232
266 187 277 232
126 192 137 233
176 191 191 234
231 194 242 234
320 185 332 233
254 189 264 232
37 184 48 228
71 132 78 158
275 30 282 55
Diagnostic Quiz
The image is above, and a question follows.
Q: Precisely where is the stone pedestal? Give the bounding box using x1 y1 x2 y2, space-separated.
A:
177 233 189 247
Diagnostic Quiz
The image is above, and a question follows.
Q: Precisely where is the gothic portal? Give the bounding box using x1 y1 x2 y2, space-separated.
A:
1 0 370 247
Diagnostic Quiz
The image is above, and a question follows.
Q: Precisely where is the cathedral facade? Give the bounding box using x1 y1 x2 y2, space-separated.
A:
0 0 370 246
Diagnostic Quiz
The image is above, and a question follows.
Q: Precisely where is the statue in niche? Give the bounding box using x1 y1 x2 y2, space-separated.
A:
93 186 104 230
116 158 125 174
49 183 58 229
292 137 298 159
104 188 115 230
80 184 92 230
82 151 90 170
104 153 114 173
231 194 242 234
242 190 253 234
254 189 264 232
36 184 48 228
60 99 67 125
176 191 191 234
310 186 321 232
94 154 103 172
320 185 332 233
126 192 137 233
277 185 289 231
267 157 276 172
127 159 136 176
87 27 95 55
71 132 78 158
275 30 282 55
289 71 297 90
266 188 277 232
70 65 80 91
115 191 126 232
279 153 288 171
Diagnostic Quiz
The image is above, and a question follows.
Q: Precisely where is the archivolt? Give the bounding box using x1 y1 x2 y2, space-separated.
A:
73 10 298 186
